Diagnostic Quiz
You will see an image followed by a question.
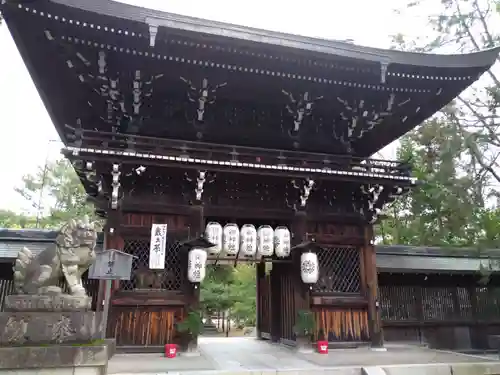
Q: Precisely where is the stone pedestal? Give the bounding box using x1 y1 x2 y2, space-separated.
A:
0 294 113 375
4 294 92 312
0 343 110 375
0 310 104 346
0 295 103 345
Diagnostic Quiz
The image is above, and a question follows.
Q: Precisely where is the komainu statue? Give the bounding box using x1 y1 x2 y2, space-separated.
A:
13 216 98 296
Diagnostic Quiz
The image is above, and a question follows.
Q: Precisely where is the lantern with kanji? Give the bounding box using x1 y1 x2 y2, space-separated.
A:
257 225 274 257
205 221 223 255
300 252 319 284
187 248 207 283
223 223 240 256
274 226 291 258
240 224 257 257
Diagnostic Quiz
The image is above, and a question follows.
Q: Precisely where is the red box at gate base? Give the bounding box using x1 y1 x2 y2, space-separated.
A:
317 340 328 354
164 344 177 358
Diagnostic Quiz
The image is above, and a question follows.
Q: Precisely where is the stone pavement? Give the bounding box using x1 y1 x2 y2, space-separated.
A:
108 337 500 375
108 350 216 374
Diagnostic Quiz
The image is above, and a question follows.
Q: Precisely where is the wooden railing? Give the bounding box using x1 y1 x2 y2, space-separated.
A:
0 279 14 311
68 129 412 177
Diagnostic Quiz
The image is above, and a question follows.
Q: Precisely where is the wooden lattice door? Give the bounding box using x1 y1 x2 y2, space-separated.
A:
313 246 369 342
107 229 191 349
120 237 186 292
314 246 362 294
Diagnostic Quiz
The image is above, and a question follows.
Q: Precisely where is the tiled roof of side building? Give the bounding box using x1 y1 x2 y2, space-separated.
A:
0 228 105 242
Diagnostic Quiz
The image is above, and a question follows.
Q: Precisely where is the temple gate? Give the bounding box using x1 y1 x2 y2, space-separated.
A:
2 0 497 352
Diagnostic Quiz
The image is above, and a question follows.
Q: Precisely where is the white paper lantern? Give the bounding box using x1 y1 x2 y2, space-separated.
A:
274 226 291 258
300 252 319 284
223 223 240 255
257 225 274 257
205 222 223 255
240 224 257 257
188 248 207 283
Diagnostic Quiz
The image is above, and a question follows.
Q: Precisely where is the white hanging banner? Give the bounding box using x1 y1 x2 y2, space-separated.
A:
149 223 168 269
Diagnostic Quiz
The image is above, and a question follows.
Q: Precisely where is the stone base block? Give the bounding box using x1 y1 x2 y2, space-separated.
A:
179 349 202 357
104 339 116 359
0 311 103 345
0 344 110 375
4 294 91 312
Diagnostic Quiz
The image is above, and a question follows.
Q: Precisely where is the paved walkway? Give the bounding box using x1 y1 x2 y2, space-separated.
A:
198 336 319 371
107 351 216 374
300 343 495 367
108 337 500 375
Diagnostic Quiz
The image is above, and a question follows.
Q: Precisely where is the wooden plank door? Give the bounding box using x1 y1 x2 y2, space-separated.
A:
278 263 296 345
256 262 272 339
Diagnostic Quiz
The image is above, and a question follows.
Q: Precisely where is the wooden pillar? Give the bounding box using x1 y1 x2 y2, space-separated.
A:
96 234 106 312
104 211 124 293
292 212 310 310
364 225 384 348
255 261 265 339
270 264 282 342
97 211 124 310
100 228 125 338
108 233 125 292
291 212 311 340
188 205 204 347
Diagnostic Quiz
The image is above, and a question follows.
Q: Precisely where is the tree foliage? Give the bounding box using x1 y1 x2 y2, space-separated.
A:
375 0 500 250
0 210 35 229
201 264 256 327
393 0 500 186
2 158 98 229
377 118 500 249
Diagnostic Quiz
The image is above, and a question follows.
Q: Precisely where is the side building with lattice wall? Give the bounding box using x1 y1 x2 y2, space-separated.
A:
0 229 499 351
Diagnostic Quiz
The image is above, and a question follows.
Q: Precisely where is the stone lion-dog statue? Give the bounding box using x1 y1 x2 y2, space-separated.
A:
13 216 98 296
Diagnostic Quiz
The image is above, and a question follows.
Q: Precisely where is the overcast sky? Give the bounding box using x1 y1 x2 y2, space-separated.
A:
0 0 438 214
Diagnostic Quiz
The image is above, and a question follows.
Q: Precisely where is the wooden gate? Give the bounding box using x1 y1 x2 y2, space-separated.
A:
276 262 296 345
256 262 272 339
256 261 298 345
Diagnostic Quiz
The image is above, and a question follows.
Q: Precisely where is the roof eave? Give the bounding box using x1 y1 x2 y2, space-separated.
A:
2 7 68 146
47 0 500 69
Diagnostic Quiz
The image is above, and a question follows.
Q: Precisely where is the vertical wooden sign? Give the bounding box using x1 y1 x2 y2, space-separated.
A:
149 223 168 269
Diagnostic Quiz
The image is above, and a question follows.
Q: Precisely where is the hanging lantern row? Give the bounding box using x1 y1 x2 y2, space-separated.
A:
201 222 318 287
204 222 291 258
187 245 318 286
